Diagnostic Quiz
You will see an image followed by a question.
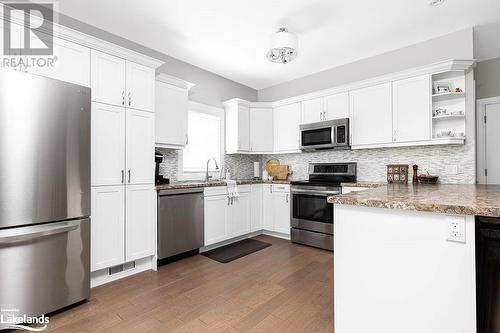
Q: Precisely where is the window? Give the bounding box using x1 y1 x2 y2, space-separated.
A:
180 102 224 179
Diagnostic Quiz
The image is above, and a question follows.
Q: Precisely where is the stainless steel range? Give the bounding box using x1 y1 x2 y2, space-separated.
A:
290 163 356 251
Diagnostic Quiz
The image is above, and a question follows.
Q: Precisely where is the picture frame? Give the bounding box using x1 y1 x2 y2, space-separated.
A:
433 81 453 94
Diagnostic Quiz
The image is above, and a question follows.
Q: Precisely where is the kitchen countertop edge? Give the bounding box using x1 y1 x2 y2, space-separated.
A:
156 179 291 191
328 184 500 218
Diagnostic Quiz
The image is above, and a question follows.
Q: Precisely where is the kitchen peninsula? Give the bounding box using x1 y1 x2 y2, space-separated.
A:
329 184 500 333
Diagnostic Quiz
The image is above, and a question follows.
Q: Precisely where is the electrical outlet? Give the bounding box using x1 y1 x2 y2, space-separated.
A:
446 216 466 243
445 165 458 175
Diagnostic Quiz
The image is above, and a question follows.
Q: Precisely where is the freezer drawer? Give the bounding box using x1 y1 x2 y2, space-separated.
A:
0 218 90 322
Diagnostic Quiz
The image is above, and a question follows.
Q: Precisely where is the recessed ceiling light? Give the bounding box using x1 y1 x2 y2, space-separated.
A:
429 0 445 7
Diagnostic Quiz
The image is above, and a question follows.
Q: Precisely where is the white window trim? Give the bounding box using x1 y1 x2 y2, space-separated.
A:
178 101 225 181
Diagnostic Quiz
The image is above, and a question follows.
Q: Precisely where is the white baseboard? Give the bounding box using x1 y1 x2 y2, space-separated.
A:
200 230 291 253
262 230 291 240
90 256 153 288
200 230 263 253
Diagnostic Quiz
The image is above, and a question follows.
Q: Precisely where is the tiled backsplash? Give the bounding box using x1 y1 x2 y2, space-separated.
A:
158 141 475 184
157 148 258 181
261 142 475 184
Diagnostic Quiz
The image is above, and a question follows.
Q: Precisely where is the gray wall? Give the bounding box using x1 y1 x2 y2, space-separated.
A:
53 13 257 108
476 57 500 100
258 28 473 102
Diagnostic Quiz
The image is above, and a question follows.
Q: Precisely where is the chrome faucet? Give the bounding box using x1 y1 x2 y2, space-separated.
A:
205 157 219 182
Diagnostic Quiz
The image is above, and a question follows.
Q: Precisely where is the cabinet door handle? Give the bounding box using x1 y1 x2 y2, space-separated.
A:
231 197 234 205
121 170 124 184
286 194 289 203
186 134 188 145
122 91 125 105
270 186 273 194
128 170 131 183
128 92 131 107
393 130 397 142
227 196 230 206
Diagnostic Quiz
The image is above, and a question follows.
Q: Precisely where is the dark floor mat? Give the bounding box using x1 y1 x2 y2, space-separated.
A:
201 238 272 263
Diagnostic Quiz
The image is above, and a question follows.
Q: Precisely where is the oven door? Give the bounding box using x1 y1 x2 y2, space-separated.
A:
300 124 334 150
291 186 339 234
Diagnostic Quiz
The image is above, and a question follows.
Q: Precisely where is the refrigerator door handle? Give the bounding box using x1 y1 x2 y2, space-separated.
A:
0 221 80 244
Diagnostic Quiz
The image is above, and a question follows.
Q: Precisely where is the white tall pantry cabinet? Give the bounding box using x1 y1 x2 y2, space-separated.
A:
90 49 158 276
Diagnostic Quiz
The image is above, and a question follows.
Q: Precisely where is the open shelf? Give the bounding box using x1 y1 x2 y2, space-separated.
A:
432 114 465 121
432 92 465 99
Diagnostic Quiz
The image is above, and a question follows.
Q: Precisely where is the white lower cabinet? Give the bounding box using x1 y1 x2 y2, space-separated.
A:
203 184 291 247
91 184 155 272
125 184 156 261
228 191 251 237
250 185 263 231
272 191 291 234
91 186 125 271
262 184 291 235
204 186 251 246
204 194 229 246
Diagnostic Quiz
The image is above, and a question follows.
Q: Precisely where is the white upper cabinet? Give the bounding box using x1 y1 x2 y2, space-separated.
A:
301 97 324 124
155 76 194 148
125 184 156 262
91 186 125 272
324 92 349 120
126 108 155 185
126 61 155 112
27 33 90 87
91 103 126 186
91 50 155 112
274 102 301 153
91 50 126 106
250 108 273 152
350 83 393 146
392 75 431 143
225 99 250 153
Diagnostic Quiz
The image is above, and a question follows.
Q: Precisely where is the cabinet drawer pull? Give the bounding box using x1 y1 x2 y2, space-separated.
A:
128 170 131 183
121 170 124 184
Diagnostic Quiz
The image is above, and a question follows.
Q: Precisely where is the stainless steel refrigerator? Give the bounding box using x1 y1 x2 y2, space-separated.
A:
0 69 91 322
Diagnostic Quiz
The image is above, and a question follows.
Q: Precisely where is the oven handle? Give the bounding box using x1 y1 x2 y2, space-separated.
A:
291 189 340 196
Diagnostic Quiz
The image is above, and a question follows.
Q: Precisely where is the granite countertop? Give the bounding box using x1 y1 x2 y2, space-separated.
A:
156 179 291 191
340 181 387 188
328 184 500 217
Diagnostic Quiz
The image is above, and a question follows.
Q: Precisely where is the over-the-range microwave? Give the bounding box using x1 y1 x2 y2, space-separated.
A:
300 118 350 151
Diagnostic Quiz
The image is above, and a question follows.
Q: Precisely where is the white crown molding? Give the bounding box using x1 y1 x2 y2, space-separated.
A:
270 59 476 107
156 73 195 90
0 4 164 69
223 59 476 108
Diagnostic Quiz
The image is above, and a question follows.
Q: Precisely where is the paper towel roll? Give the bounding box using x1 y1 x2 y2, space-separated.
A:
253 162 260 178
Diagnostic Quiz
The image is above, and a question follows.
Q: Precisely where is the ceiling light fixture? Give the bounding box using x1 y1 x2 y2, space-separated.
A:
429 0 445 7
266 27 298 64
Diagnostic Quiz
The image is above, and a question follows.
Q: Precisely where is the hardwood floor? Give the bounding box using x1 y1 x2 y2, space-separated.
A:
46 235 333 333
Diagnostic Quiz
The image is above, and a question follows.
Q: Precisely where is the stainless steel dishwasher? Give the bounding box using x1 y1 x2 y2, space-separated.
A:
157 188 204 263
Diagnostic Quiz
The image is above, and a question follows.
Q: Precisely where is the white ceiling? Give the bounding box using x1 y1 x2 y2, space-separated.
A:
57 0 500 90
